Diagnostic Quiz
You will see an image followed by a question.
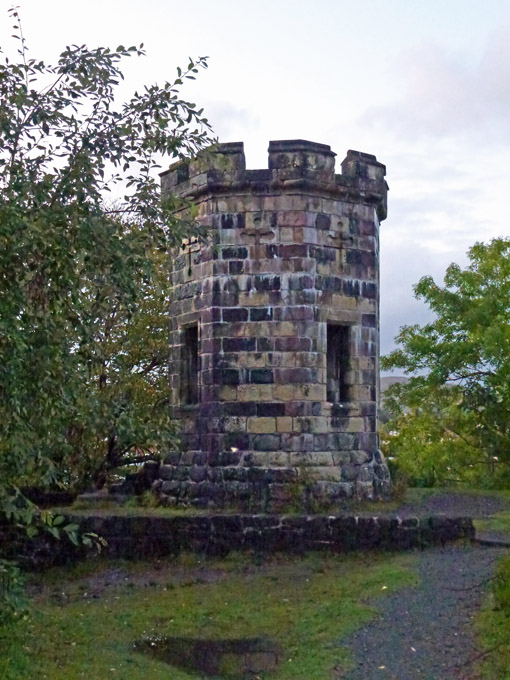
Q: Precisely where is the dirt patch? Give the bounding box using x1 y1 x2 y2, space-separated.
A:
27 561 230 603
133 635 281 678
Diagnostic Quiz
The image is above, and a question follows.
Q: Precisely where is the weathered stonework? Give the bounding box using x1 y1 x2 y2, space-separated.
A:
155 139 391 508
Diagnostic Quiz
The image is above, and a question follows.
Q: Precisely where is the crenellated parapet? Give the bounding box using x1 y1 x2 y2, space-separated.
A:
161 140 387 221
156 139 390 510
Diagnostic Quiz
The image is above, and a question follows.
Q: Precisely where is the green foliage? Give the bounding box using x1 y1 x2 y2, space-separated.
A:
382 238 510 487
0 8 213 494
0 7 214 617
0 559 27 627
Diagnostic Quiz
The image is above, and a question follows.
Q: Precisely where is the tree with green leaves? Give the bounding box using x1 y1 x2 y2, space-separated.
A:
0 5 213 564
382 237 510 487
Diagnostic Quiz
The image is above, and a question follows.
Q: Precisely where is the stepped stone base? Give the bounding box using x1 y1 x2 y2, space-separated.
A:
153 450 391 511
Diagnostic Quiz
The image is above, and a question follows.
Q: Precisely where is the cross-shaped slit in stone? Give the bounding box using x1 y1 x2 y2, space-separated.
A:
181 236 201 275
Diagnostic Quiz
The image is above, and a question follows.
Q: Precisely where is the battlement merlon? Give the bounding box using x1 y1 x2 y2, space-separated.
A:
160 139 388 221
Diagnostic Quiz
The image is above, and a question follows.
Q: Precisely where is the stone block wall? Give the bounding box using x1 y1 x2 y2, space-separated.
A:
68 513 476 560
156 140 390 508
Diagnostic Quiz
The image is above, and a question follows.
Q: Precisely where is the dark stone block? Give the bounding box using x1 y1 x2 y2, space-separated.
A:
356 517 382 549
222 307 249 322
288 275 314 290
285 401 313 417
279 244 309 258
342 279 361 297
362 313 377 328
223 402 257 416
331 403 351 417
329 516 358 551
218 369 240 385
358 432 378 450
316 275 342 292
254 275 281 291
275 368 316 384
346 250 362 265
223 467 247 481
229 261 244 275
362 281 377 299
192 452 208 465
257 402 286 417
315 213 331 230
221 214 235 229
223 432 250 451
211 290 239 306
222 337 256 352
176 163 190 183
312 402 322 416
250 307 273 321
189 466 208 483
265 244 278 259
249 369 274 384
274 337 311 352
310 246 336 263
246 467 267 482
275 306 314 321
266 468 297 483
211 515 244 533
257 337 274 352
252 434 281 451
222 247 248 260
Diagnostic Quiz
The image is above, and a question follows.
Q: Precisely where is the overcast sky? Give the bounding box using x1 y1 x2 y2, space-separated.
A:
2 0 510 358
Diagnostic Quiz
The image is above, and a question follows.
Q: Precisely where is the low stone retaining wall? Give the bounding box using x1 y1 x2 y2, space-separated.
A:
67 513 474 559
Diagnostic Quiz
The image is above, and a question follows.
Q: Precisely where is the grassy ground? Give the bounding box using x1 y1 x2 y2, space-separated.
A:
474 511 510 535
5 486 510 679
1 552 416 680
57 486 510 518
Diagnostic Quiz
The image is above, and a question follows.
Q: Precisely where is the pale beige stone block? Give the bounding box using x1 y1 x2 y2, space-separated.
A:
330 294 358 310
351 450 371 465
237 385 260 401
293 227 304 244
249 452 269 466
332 451 353 465
274 321 296 336
258 385 275 401
238 353 266 368
312 466 342 481
266 451 290 466
281 353 297 367
295 384 325 401
351 385 373 401
238 292 271 306
280 226 294 242
219 385 237 401
276 417 293 433
247 417 276 433
274 384 297 401
290 451 334 467
343 418 364 433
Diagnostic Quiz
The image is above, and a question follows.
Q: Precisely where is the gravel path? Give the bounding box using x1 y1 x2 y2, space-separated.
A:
341 544 507 680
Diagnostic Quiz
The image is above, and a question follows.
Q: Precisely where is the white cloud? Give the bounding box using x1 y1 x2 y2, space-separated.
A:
364 20 510 140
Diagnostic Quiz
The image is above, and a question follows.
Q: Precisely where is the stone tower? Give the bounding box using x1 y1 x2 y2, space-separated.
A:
155 139 390 508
